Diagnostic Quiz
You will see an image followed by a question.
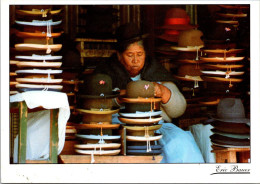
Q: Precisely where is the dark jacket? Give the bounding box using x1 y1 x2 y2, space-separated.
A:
94 53 178 89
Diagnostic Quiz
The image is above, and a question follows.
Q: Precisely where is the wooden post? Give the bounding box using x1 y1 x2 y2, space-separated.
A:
49 109 59 163
18 101 28 163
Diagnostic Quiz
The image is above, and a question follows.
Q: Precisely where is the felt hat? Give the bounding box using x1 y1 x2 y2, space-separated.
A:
211 128 250 139
157 8 197 42
121 80 161 113
79 73 119 99
124 124 162 136
115 22 148 48
210 134 250 147
118 116 162 125
173 64 203 82
79 73 119 111
212 98 249 123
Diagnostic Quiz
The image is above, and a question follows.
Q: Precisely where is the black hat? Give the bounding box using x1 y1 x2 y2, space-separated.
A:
116 22 148 48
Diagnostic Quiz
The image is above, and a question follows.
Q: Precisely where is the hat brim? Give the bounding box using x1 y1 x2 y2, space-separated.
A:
171 45 204 52
201 76 243 83
79 91 120 99
119 110 162 118
211 128 250 139
210 134 250 146
75 123 120 129
74 143 121 150
121 97 161 103
157 34 179 42
76 108 119 115
75 149 121 156
126 149 162 155
173 75 203 81
210 120 250 134
118 116 162 125
126 133 163 142
212 117 250 124
158 24 197 30
200 56 245 63
124 124 162 131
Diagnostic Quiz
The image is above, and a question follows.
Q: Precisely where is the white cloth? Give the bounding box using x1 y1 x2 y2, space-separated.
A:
10 91 70 162
189 124 216 163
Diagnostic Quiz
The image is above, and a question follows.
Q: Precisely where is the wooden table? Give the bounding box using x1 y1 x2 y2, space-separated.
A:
59 155 163 164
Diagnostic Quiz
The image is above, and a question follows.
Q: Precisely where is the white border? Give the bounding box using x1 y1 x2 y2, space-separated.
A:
1 0 260 183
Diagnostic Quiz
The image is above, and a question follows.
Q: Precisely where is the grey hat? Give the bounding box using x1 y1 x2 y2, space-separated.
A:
213 98 250 124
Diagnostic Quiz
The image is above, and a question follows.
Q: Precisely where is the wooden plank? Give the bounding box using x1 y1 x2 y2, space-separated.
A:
59 155 163 164
119 127 126 155
26 160 52 164
49 109 59 163
18 101 28 163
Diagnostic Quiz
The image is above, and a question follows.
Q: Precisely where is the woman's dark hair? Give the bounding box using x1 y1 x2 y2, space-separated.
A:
115 22 148 53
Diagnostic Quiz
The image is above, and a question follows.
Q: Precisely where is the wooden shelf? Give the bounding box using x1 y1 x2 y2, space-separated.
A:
59 155 163 163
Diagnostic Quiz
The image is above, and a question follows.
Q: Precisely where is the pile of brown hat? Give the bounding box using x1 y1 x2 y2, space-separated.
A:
209 98 250 148
118 80 163 156
74 73 121 158
12 5 64 92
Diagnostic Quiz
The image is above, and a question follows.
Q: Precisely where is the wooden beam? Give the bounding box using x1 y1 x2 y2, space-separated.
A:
18 101 28 163
49 109 59 163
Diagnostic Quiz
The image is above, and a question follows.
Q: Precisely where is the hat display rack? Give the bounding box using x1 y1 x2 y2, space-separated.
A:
118 81 163 156
12 5 64 92
73 74 122 161
200 4 250 96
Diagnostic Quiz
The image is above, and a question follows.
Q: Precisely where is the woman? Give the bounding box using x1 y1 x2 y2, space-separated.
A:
94 23 204 163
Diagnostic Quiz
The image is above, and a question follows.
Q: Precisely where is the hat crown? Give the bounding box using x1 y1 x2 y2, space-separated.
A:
165 8 190 19
126 80 154 98
84 73 113 96
217 98 245 119
116 22 143 45
177 64 202 77
178 29 204 47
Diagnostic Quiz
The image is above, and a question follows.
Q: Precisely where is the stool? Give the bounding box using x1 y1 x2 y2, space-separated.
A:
10 101 59 163
211 145 250 163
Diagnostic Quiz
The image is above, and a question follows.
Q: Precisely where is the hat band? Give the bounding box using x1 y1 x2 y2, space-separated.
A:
164 18 190 25
164 30 180 35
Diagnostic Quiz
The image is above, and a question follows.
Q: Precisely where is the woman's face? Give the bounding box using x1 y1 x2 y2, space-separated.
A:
118 42 146 77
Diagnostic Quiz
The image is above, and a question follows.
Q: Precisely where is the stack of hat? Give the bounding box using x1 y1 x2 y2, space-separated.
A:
10 60 19 95
155 8 198 71
209 98 250 148
12 5 64 92
118 80 163 156
215 5 249 27
200 7 248 94
74 73 121 158
172 29 205 99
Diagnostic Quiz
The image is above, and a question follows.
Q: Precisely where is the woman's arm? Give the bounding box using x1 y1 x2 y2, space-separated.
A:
154 82 187 119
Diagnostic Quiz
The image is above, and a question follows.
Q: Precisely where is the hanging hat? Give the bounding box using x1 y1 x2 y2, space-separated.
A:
212 98 249 123
157 8 197 42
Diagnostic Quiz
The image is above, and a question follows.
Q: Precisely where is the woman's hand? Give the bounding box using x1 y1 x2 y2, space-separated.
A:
153 82 171 104
115 89 126 105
